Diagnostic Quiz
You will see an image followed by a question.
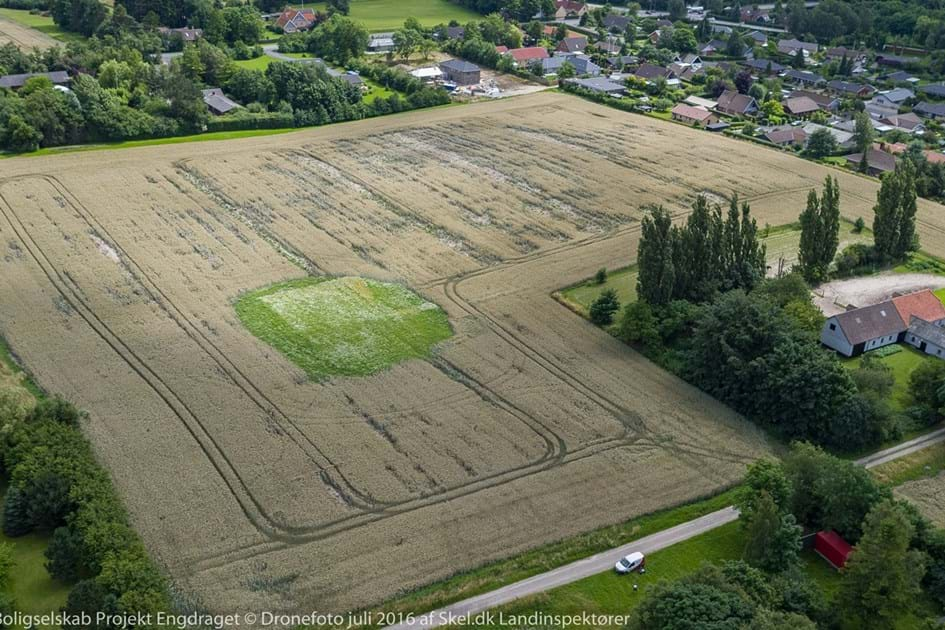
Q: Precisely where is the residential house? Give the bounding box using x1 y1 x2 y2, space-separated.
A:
445 26 465 40
789 90 839 111
603 14 631 32
827 80 875 98
879 112 925 134
439 59 480 85
711 24 733 35
746 30 767 46
885 70 919 84
0 70 70 90
568 77 626 96
825 46 863 62
801 122 854 149
679 53 702 67
742 58 785 75
656 18 673 28
542 54 600 76
367 33 395 53
783 95 820 117
336 72 364 88
506 47 550 65
821 301 904 357
201 88 240 116
595 40 621 55
557 36 588 54
605 54 638 71
919 84 945 99
915 102 945 120
872 87 914 109
647 29 663 45
633 63 673 81
843 146 897 176
671 103 718 127
716 90 758 116
765 125 808 146
699 39 727 55
554 0 587 19
740 7 770 23
684 95 717 109
905 319 945 358
157 27 203 42
275 8 317 33
776 38 818 58
876 53 919 67
782 69 825 87
410 66 443 82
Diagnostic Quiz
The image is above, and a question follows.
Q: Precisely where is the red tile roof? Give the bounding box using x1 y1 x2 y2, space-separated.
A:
508 47 550 62
892 289 945 325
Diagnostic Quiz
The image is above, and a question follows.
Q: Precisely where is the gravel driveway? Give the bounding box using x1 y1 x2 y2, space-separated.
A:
814 273 945 316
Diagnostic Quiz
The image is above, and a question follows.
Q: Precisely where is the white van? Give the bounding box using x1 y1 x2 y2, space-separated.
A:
614 552 645 574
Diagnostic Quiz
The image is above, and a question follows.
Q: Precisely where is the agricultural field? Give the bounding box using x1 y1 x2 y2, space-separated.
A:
0 8 80 47
302 0 479 31
3 92 945 615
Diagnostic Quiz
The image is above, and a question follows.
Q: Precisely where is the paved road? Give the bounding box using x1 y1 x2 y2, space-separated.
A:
385 427 945 629
856 427 945 469
385 507 739 630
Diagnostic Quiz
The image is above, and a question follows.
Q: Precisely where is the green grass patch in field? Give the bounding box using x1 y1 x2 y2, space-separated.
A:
0 8 85 43
0 513 70 629
300 0 479 31
558 265 638 317
363 488 740 625
895 251 945 276
234 55 277 71
235 276 452 378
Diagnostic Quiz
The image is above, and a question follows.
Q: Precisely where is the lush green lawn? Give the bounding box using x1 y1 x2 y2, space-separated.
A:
234 55 277 71
302 0 479 31
466 521 744 628
0 8 84 43
235 277 452 378
558 265 638 317
841 345 931 411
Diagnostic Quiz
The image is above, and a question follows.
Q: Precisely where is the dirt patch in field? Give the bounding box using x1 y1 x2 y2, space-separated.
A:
2 92 944 616
814 273 945 316
896 472 945 527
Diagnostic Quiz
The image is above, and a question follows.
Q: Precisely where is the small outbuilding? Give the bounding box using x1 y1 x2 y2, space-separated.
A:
814 531 852 569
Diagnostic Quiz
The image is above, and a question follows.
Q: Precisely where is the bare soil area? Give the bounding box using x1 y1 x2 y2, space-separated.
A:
814 273 945 316
1 92 943 615
896 472 945 527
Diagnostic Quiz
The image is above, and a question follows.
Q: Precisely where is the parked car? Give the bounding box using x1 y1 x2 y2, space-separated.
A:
614 551 645 574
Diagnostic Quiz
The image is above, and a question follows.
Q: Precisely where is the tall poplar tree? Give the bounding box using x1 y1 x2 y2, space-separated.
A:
798 176 840 282
636 205 677 306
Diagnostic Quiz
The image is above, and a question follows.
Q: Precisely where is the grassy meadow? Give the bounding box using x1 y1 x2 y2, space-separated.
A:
300 0 479 31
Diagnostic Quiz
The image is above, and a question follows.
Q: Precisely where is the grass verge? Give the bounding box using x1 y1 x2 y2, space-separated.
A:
363 488 740 623
871 442 945 487
235 276 452 378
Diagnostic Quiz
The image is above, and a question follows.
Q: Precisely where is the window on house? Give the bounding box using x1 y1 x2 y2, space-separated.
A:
829 323 836 331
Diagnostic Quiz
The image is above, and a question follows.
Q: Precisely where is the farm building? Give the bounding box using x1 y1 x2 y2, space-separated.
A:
820 289 945 357
367 33 395 53
815 531 852 569
439 59 480 86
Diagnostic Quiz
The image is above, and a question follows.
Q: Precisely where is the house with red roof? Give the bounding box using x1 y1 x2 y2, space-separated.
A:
276 8 317 33
505 47 550 65
821 289 945 357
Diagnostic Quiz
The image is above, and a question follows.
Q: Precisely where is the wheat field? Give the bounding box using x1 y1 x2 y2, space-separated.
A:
2 92 944 614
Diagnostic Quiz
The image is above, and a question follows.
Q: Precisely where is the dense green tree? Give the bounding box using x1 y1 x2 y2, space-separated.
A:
673 195 722 302
853 111 874 173
797 176 840 282
589 289 619 325
738 458 792 520
1 487 32 537
307 14 370 63
327 0 350 14
908 360 945 423
721 194 766 291
25 472 73 531
45 525 85 582
617 300 661 349
629 579 756 629
873 159 918 260
742 491 802 572
839 500 927 629
636 205 676 306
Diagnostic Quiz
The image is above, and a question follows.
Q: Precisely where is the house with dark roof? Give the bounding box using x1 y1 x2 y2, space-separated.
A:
568 77 626 96
0 71 70 90
827 80 875 98
633 63 673 81
595 40 621 55
880 112 925 134
742 58 785 75
445 26 465 40
201 88 240 116
843 146 897 176
158 27 203 42
777 38 818 57
825 46 863 62
556 36 588 54
876 53 919 67
716 89 758 116
699 39 727 55
915 102 945 120
603 14 631 32
542 54 600 76
439 59 480 85
824 290 945 358
919 84 945 99
885 70 918 84
746 30 767 45
782 69 825 87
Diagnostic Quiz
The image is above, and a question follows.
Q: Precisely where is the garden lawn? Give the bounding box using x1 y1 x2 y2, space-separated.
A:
841 345 932 411
0 8 84 43
302 0 479 31
235 276 452 378
234 55 276 71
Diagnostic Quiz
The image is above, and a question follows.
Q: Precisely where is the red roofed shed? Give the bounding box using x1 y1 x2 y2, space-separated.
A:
815 531 852 569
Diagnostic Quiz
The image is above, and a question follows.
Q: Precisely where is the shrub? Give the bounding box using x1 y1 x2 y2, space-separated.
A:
589 289 620 326
45 525 85 582
594 268 607 284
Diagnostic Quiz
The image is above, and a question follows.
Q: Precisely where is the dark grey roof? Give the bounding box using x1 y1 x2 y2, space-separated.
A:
908 317 945 348
783 69 824 83
201 88 240 114
446 26 465 39
916 102 945 117
828 79 874 95
569 77 626 93
439 58 479 73
0 70 70 89
743 58 784 73
603 14 631 30
919 84 945 98
834 301 905 345
885 71 916 82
